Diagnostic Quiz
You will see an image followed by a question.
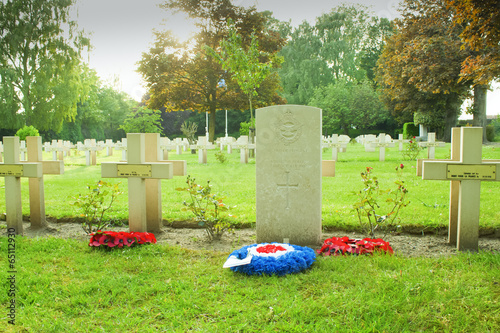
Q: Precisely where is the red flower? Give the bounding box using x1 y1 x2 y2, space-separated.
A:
400 164 404 169
89 231 156 249
256 244 287 254
318 237 393 256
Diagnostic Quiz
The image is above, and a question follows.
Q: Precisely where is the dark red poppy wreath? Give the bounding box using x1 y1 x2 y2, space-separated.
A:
89 231 157 249
318 236 393 256
224 243 316 276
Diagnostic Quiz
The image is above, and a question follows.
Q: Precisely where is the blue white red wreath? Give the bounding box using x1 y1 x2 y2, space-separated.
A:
224 243 316 276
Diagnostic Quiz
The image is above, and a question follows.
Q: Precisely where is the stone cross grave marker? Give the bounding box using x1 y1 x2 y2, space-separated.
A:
0 136 42 234
256 105 322 246
423 127 500 251
369 133 394 161
19 141 27 161
26 136 64 228
190 136 216 164
160 137 175 160
394 134 409 151
360 134 377 152
232 135 256 164
419 132 445 159
79 139 103 166
323 134 347 161
115 138 127 161
102 139 115 156
101 133 173 233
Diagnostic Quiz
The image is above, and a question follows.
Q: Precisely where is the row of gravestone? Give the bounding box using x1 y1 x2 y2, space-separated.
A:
1 106 498 252
0 132 446 166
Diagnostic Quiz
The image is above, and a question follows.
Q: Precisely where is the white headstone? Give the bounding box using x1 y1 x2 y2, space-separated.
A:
256 105 322 246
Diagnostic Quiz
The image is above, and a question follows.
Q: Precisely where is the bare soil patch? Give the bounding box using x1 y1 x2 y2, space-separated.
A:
4 220 500 258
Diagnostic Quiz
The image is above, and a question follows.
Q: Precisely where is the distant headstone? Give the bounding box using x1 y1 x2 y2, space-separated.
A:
423 127 500 251
256 105 322 246
115 138 127 161
323 134 347 161
369 133 394 161
0 141 3 162
103 139 115 156
419 132 445 159
394 134 409 151
0 136 42 234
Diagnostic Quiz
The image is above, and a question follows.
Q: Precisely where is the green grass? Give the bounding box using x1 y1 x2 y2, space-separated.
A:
1 143 499 232
0 237 498 332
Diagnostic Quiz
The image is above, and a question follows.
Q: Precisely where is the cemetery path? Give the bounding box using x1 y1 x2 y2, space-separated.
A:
5 220 500 257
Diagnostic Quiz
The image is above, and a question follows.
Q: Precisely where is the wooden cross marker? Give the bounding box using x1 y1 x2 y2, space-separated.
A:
101 133 173 233
26 136 64 228
419 132 445 159
0 136 42 234
423 127 500 251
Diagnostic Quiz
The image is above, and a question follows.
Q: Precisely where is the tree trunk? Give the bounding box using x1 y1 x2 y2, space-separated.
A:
473 85 488 143
209 108 216 142
441 109 458 142
248 96 255 158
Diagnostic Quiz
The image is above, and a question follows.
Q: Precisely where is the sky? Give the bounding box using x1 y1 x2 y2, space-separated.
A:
70 0 499 117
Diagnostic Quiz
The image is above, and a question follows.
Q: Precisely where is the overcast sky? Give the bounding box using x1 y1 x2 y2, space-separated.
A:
70 0 499 116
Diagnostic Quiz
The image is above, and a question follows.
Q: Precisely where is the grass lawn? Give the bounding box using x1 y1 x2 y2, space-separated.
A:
0 237 498 332
1 142 499 232
1 143 499 331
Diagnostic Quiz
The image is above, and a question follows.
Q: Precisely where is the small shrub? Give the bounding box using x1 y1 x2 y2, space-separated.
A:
486 125 495 142
401 136 423 161
73 180 123 234
15 125 39 140
403 122 419 139
239 119 255 136
176 175 235 241
215 150 228 163
352 165 409 237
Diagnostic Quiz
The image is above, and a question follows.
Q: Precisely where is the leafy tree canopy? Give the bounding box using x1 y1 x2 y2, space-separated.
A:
375 0 470 140
309 80 390 135
0 0 90 132
138 0 285 141
119 107 163 134
446 0 500 84
278 4 393 105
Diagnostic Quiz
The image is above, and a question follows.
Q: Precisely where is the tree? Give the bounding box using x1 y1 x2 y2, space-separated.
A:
119 107 163 134
446 0 500 142
309 80 389 135
376 0 470 141
207 20 281 148
138 0 285 142
0 0 90 132
278 4 392 105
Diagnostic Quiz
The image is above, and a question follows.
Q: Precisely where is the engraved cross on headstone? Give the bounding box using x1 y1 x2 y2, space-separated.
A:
277 171 299 210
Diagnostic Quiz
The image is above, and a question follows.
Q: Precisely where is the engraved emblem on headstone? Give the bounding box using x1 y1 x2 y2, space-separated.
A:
275 110 302 145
